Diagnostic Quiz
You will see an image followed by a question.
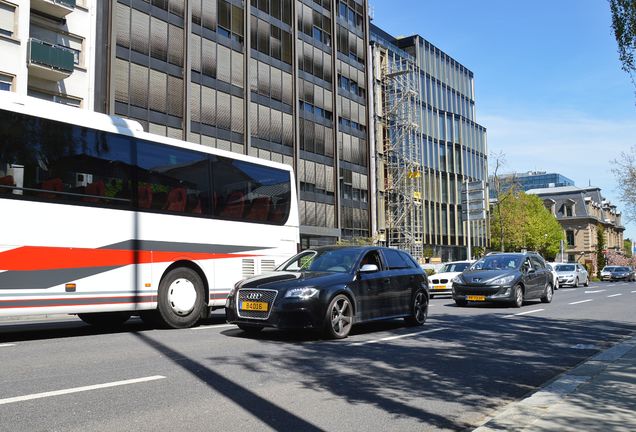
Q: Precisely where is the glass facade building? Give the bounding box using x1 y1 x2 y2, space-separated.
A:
99 0 371 247
370 24 488 262
490 171 575 197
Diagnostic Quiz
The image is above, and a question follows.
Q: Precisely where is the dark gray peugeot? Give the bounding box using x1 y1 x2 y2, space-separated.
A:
226 246 429 339
451 252 554 308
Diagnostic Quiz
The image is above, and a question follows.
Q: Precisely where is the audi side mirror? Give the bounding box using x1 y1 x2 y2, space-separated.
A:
360 264 379 273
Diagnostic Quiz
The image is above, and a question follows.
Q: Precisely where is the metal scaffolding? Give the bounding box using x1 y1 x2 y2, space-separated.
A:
379 53 423 256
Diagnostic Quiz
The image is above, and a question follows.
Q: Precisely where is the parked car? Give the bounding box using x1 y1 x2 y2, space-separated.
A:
545 263 560 290
451 252 553 308
429 260 474 298
226 246 429 339
600 266 636 282
554 263 589 287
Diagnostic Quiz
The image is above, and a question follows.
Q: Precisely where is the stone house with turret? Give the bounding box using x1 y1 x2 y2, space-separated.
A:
526 186 624 269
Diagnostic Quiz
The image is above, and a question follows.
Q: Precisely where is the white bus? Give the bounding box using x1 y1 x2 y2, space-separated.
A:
0 95 299 328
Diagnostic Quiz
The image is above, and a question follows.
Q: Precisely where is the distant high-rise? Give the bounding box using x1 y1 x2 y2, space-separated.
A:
490 171 575 198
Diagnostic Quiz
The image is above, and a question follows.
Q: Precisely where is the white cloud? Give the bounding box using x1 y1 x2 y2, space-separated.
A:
480 109 636 238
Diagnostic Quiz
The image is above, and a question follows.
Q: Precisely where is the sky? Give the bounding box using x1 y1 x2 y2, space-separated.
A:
370 0 636 240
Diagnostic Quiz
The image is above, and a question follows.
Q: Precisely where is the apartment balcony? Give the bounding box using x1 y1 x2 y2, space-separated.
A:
31 0 75 19
27 38 74 81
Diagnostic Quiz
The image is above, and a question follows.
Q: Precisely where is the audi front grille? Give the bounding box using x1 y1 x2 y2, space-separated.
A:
236 289 278 320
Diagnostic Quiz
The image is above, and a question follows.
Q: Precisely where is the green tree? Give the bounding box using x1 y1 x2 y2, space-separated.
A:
609 0 636 93
596 224 606 277
490 191 564 259
625 238 633 257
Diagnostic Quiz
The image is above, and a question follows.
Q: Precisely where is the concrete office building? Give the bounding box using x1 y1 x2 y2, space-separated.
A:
370 24 488 262
0 0 97 107
94 0 371 247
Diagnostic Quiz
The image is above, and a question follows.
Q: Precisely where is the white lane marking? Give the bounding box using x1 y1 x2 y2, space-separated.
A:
349 327 448 346
191 324 237 331
0 376 166 406
502 309 544 318
632 290 636 293
584 290 605 294
608 294 622 298
569 299 593 305
0 344 16 348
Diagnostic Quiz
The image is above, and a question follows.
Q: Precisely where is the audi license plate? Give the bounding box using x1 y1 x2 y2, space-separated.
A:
433 285 446 290
466 295 485 301
240 301 269 311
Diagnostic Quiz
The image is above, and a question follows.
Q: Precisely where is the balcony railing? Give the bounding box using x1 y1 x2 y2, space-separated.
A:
31 0 75 18
28 38 74 81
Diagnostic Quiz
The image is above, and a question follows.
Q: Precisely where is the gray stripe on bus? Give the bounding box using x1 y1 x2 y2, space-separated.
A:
100 240 271 254
0 266 121 290
0 290 156 298
0 295 157 308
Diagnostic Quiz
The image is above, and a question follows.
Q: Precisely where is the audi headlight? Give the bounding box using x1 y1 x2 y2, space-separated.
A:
491 275 515 286
284 287 319 299
451 275 463 284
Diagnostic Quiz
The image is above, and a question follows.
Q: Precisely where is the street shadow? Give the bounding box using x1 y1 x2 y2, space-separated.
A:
132 331 324 432
207 314 636 431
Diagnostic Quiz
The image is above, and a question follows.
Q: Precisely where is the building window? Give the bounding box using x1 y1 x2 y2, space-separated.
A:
566 230 575 247
0 73 12 91
0 2 16 38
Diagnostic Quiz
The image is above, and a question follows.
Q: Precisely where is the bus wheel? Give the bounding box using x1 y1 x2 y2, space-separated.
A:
157 267 206 329
78 312 131 328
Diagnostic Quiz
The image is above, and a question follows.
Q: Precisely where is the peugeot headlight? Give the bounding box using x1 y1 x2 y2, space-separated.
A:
491 275 515 286
284 287 319 299
451 275 463 284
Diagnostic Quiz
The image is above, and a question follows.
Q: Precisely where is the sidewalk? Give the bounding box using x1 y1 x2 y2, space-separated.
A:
474 334 636 432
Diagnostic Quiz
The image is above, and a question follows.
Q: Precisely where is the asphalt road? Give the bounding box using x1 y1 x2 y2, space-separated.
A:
1 281 635 432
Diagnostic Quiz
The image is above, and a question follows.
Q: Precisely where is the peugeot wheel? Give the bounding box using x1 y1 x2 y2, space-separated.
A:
512 285 523 308
574 277 579 288
541 283 553 303
323 294 353 339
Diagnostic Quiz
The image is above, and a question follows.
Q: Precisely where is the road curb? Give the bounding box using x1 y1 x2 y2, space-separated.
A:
472 333 636 431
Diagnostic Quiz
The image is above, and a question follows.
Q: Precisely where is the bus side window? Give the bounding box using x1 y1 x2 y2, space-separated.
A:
245 197 271 221
219 190 246 219
165 186 186 212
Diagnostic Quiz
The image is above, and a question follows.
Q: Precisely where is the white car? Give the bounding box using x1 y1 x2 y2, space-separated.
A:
429 261 474 298
545 263 560 290
555 263 589 287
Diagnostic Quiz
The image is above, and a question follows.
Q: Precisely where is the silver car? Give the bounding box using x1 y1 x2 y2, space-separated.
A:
545 263 560 290
555 263 589 287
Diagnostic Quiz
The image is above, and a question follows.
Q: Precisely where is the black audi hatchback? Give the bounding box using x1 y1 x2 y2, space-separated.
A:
451 252 554 308
226 246 429 339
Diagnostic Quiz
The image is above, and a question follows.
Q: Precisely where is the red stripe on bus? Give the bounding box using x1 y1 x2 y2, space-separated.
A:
0 246 256 271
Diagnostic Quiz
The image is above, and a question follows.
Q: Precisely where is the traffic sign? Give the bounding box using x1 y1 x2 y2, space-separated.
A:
461 180 486 221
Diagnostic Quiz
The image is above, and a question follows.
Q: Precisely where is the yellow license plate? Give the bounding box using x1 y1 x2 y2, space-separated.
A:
433 285 446 290
467 295 485 301
240 301 269 311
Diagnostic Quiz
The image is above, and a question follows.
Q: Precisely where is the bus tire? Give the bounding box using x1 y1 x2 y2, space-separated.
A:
78 312 131 328
157 267 206 329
